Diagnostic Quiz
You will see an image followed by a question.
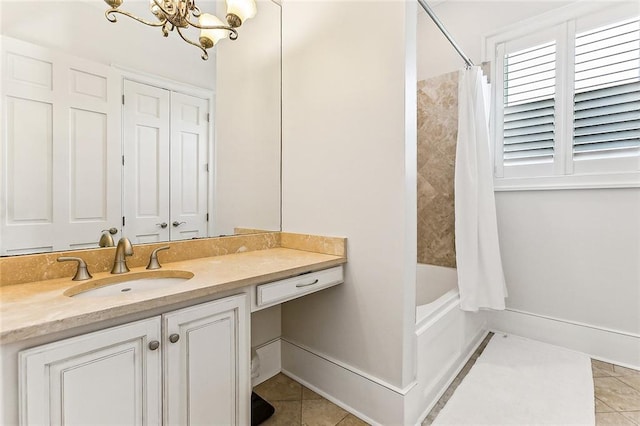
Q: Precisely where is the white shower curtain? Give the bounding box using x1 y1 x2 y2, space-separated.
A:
455 66 507 312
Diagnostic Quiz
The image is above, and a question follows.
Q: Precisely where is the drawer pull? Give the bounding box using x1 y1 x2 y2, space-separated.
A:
295 279 319 288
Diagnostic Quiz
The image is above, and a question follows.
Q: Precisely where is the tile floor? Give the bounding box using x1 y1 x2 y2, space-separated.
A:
254 336 640 426
592 359 640 425
253 373 369 426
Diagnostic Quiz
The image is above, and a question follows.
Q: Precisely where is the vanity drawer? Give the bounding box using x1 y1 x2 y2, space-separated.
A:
254 266 343 310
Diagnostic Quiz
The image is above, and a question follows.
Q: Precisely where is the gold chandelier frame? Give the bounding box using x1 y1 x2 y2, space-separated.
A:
104 0 242 60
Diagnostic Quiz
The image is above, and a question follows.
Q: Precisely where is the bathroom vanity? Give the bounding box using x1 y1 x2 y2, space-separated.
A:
0 234 346 425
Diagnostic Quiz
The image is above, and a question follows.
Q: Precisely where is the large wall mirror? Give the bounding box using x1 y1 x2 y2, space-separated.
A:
0 0 282 256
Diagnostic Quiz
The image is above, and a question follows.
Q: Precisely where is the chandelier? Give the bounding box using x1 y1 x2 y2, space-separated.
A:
103 0 257 60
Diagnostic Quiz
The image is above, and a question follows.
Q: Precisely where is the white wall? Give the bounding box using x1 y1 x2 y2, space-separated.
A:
496 189 640 335
418 1 640 346
214 0 282 235
280 0 417 388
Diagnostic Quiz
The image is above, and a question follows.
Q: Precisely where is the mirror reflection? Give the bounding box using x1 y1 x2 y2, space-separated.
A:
0 0 282 256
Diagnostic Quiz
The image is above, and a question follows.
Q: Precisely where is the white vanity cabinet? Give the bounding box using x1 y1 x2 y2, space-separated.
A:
19 294 249 426
163 295 249 425
19 317 162 425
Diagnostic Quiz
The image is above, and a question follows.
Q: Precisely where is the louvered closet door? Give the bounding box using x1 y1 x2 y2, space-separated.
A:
123 80 171 243
169 92 209 241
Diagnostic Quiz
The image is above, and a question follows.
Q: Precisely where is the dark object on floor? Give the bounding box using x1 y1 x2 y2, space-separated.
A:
251 391 275 425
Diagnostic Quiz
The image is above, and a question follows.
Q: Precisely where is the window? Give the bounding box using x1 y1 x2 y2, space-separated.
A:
487 3 639 189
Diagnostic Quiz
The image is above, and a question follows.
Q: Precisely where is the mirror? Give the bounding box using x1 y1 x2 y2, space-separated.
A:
0 0 282 255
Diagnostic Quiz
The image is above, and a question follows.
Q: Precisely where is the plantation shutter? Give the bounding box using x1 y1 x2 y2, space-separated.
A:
502 41 556 167
573 18 640 161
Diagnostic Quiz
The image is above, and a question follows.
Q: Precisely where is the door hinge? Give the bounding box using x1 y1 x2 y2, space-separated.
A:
205 163 209 172
122 216 126 226
122 156 125 166
206 213 209 222
206 113 210 122
122 94 125 105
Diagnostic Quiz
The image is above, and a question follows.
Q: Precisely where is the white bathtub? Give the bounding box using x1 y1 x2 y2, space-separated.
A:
416 264 459 328
406 264 488 425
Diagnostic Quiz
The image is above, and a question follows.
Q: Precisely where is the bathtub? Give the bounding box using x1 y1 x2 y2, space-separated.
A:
416 264 459 328
406 264 488 425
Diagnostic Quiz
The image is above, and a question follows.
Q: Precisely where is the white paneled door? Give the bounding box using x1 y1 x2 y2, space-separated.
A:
123 80 171 243
0 37 121 255
170 92 209 240
123 80 209 243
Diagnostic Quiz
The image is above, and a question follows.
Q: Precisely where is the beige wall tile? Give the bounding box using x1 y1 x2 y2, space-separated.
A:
621 411 640 425
619 375 640 393
596 412 636 425
595 377 640 411
417 72 458 268
596 398 616 413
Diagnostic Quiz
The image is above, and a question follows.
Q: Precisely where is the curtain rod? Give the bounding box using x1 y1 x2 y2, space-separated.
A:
416 0 474 68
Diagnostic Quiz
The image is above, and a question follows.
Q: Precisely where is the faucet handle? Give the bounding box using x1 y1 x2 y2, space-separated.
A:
146 246 170 270
57 256 93 281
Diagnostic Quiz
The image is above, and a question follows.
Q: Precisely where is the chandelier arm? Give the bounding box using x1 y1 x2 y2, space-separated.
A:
175 26 210 60
185 18 239 40
105 9 167 27
150 0 175 23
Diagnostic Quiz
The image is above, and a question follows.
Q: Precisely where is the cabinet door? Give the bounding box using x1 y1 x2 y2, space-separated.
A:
123 79 171 244
163 294 249 426
19 317 162 426
169 92 209 241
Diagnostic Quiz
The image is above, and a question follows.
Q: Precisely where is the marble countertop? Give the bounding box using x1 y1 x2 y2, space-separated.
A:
0 248 346 344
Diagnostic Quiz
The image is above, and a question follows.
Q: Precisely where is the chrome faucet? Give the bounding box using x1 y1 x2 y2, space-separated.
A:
111 237 133 274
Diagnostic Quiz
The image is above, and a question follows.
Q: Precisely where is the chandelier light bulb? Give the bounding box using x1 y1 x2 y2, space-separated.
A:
225 0 257 28
199 13 230 49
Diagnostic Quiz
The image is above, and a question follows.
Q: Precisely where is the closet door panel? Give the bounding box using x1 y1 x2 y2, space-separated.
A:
170 92 209 240
1 37 121 254
62 58 122 250
123 80 170 244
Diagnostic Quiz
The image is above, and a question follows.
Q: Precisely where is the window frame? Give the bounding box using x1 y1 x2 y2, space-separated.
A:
484 1 640 191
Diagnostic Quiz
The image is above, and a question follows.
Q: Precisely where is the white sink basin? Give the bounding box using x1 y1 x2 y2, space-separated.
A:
66 270 194 298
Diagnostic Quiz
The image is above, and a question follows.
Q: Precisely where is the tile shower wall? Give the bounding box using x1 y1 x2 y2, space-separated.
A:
417 71 458 268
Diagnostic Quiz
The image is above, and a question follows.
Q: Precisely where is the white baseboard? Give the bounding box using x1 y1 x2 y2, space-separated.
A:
489 309 640 370
252 339 282 387
281 339 406 426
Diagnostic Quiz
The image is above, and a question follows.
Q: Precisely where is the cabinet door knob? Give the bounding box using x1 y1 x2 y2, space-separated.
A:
148 340 160 350
169 333 180 343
